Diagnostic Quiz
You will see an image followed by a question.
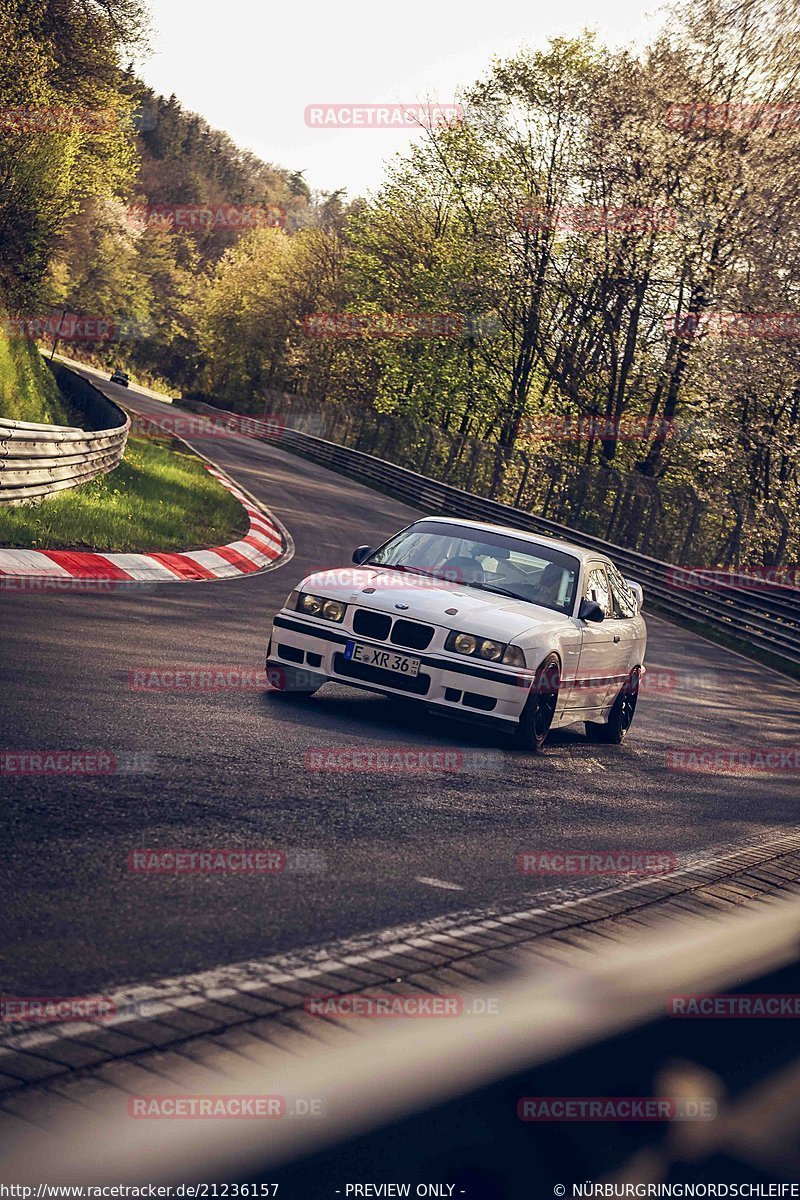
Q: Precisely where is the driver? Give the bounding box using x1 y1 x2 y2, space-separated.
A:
534 563 563 608
440 554 485 585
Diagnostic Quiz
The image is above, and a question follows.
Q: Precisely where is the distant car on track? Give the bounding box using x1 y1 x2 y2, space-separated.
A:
267 517 647 751
109 369 130 386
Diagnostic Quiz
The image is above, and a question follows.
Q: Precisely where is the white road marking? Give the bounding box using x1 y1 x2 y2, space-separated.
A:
415 876 464 891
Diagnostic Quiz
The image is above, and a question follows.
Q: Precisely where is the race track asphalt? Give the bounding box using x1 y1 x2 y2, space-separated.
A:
2 370 798 995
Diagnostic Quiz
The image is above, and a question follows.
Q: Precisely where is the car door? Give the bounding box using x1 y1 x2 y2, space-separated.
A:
606 561 643 683
572 563 623 713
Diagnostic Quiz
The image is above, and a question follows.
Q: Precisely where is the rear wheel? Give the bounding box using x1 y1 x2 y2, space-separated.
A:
266 661 322 697
515 655 560 753
586 666 640 744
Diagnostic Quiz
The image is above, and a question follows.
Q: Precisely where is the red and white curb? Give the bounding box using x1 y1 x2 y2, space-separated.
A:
0 466 288 583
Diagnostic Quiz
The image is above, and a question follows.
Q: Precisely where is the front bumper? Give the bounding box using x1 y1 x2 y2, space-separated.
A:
268 611 530 724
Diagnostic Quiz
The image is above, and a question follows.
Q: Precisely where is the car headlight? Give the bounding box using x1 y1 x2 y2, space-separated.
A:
322 599 346 622
299 593 323 616
297 592 346 622
452 632 478 655
285 589 300 610
446 630 520 663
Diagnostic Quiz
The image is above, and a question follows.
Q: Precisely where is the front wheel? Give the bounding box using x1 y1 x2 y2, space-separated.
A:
586 666 641 744
514 655 560 753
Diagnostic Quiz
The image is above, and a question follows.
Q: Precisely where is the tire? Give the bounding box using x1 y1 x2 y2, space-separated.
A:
586 666 641 744
266 661 322 697
514 655 560 752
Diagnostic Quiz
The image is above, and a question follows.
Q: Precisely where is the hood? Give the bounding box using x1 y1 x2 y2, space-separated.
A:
300 566 569 641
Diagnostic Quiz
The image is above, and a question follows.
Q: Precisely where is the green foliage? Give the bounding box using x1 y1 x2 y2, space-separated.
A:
0 327 73 424
0 0 141 308
46 86 314 390
2 0 798 565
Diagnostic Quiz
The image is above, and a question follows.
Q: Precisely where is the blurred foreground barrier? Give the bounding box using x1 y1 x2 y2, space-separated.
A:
0 364 129 503
4 896 800 1186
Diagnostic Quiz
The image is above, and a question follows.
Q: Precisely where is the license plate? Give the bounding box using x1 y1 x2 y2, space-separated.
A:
345 641 421 678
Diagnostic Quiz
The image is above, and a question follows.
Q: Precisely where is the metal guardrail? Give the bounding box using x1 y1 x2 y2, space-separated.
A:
0 365 129 503
180 397 800 671
282 429 800 666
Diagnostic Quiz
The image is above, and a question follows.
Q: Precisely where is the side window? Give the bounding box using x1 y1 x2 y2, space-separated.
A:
607 564 637 619
585 566 611 617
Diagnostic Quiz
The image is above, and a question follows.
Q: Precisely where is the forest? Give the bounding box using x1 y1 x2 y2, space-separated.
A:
1 0 798 567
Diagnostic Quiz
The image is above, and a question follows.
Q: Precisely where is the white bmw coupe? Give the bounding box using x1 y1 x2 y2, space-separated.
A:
267 517 647 751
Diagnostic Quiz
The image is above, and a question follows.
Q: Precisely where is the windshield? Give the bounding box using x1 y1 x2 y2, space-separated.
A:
369 521 580 614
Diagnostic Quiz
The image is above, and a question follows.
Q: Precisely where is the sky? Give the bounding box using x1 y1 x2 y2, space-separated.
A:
136 0 666 200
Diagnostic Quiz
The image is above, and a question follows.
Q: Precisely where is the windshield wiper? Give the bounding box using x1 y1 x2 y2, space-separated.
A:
461 580 526 601
370 563 447 581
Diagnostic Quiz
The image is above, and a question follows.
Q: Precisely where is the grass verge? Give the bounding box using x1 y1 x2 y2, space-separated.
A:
0 336 75 426
0 433 247 553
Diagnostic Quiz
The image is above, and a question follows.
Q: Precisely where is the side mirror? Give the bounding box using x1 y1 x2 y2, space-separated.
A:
578 598 605 623
626 580 644 611
352 545 374 565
